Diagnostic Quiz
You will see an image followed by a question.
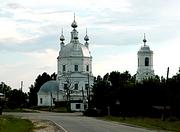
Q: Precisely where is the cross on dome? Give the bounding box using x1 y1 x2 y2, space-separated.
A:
60 28 65 42
143 33 147 46
84 28 89 42
71 13 78 28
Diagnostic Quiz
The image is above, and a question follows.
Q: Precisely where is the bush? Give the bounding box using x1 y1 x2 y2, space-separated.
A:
83 108 102 117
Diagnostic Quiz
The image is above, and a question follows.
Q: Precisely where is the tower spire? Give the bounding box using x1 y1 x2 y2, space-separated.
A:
70 13 79 42
84 28 89 42
71 13 78 29
143 33 147 46
84 28 89 48
60 28 65 49
60 28 65 42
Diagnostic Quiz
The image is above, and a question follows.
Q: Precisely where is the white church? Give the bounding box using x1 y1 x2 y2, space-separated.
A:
37 17 94 111
136 34 155 82
37 17 155 111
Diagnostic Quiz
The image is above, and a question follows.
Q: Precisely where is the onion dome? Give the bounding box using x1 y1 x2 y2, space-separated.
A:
84 34 89 42
84 29 89 42
84 29 89 48
143 33 147 46
84 35 89 41
71 14 78 28
138 33 152 53
71 20 78 28
59 15 91 58
60 29 65 42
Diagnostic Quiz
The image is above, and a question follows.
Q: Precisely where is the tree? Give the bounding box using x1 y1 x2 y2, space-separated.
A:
61 72 79 112
7 89 27 109
92 75 111 111
28 72 52 106
91 69 180 118
51 72 57 80
91 71 134 116
0 82 11 96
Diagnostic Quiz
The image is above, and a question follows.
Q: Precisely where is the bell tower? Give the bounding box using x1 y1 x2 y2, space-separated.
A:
136 34 154 82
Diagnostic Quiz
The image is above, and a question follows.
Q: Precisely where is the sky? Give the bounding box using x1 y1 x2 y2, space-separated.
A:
0 0 180 92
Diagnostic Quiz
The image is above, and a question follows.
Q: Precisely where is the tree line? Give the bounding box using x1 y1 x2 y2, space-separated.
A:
91 70 180 118
0 72 56 109
1 69 180 119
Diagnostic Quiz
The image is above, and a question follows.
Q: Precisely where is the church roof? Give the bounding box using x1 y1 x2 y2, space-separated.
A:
59 15 91 58
139 45 150 51
38 80 59 94
59 42 91 58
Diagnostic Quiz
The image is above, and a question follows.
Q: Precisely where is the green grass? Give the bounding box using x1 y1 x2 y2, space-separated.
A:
0 115 33 132
99 116 180 131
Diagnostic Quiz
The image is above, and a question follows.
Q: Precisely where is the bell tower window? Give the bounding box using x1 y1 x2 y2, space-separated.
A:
63 65 66 72
74 65 78 71
145 57 149 66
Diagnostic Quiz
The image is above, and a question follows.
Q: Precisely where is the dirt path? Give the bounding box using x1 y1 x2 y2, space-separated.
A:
32 119 64 132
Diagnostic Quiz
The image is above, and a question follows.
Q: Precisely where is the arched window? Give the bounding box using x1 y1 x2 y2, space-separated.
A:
145 57 149 66
74 65 78 71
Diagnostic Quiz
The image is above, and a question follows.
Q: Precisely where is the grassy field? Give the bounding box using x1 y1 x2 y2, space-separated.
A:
0 115 33 132
99 116 180 131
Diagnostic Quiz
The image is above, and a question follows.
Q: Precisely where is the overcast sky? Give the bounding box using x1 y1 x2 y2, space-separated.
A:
0 0 180 92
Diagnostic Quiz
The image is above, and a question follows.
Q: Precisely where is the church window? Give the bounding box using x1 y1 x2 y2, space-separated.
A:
40 98 43 104
64 84 68 90
74 65 78 71
74 83 78 90
86 65 89 71
85 84 89 90
76 104 81 109
145 57 149 66
63 65 66 72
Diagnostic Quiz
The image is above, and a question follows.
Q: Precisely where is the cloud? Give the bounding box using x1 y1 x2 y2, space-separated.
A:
0 48 57 92
1 0 180 92
6 3 24 9
93 51 137 77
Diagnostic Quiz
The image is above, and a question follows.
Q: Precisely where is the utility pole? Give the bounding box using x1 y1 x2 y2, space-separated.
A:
1 83 5 104
20 81 23 91
166 67 169 80
87 73 90 109
162 67 169 121
50 92 53 111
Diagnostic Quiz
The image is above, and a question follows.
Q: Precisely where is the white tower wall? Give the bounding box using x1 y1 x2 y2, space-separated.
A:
56 17 94 111
136 35 155 82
